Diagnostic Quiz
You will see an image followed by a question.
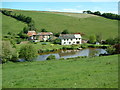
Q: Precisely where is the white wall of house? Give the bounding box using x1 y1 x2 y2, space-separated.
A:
61 34 82 45
61 38 82 45
43 35 50 41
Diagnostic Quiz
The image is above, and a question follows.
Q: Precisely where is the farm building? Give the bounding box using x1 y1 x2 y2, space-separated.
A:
27 31 53 41
36 32 53 41
27 31 37 40
59 34 82 45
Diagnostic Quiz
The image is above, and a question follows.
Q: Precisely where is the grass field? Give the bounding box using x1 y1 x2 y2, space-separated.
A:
3 55 118 88
2 14 27 35
16 42 74 51
2 9 118 39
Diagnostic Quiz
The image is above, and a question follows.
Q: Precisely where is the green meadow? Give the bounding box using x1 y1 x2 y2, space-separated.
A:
2 14 27 35
3 55 118 88
2 9 118 39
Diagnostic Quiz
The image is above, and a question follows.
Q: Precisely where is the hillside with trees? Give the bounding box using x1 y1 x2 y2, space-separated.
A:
1 9 118 39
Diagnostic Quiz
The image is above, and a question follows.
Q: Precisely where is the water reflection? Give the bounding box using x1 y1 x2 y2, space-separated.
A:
36 48 107 61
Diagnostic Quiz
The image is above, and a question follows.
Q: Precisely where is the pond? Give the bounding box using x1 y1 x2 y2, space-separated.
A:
36 48 107 61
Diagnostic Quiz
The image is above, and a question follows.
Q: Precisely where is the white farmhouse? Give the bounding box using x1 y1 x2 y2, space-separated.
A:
59 34 82 45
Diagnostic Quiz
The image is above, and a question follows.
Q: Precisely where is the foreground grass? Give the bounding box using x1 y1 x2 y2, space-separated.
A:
3 55 118 88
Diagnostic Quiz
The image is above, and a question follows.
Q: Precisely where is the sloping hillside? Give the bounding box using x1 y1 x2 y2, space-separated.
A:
2 14 27 35
2 9 118 39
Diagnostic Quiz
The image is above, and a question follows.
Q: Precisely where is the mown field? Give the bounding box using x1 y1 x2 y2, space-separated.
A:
3 55 118 88
2 9 118 39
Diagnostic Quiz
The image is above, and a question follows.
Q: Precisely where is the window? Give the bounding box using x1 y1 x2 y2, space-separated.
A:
64 42 66 44
71 39 72 41
69 42 71 44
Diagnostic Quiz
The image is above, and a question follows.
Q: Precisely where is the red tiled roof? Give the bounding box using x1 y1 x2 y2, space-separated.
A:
27 31 36 36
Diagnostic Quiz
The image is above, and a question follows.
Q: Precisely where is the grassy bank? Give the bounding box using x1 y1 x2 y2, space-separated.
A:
3 55 118 88
16 43 110 53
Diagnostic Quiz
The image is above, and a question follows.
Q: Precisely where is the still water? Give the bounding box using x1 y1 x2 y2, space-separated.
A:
36 48 107 61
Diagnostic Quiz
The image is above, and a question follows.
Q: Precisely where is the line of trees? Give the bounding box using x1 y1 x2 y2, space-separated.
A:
83 10 120 20
1 10 36 31
1 10 37 40
2 10 32 24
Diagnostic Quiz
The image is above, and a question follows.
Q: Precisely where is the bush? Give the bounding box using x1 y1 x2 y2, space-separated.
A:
106 46 116 55
53 38 61 44
88 44 96 48
81 43 88 48
19 44 38 61
41 42 47 45
16 38 22 44
1 41 16 63
61 29 69 34
46 55 56 60
89 35 96 44
59 58 65 60
62 46 67 50
10 53 19 62
114 44 120 54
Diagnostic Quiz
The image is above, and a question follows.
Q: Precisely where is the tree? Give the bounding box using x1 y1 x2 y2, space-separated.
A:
106 46 116 55
83 11 87 13
89 35 96 44
86 10 92 14
53 38 61 44
93 11 101 16
19 44 38 61
106 38 115 45
61 29 69 34
23 26 29 34
1 41 16 63
54 32 60 37
46 55 56 60
41 28 47 32
18 31 29 39
114 44 120 54
96 34 102 43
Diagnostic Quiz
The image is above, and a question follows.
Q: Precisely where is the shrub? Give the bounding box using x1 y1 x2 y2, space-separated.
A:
59 58 65 60
16 38 22 44
19 44 38 61
61 29 69 34
46 55 56 60
89 35 96 44
62 46 67 50
10 53 19 62
53 38 61 44
54 32 60 37
1 41 16 63
114 44 120 54
41 42 47 45
88 44 96 48
106 46 116 55
81 43 88 48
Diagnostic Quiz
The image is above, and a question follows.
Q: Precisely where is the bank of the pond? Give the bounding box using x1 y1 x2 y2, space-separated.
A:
3 55 118 88
36 48 107 61
16 43 110 54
